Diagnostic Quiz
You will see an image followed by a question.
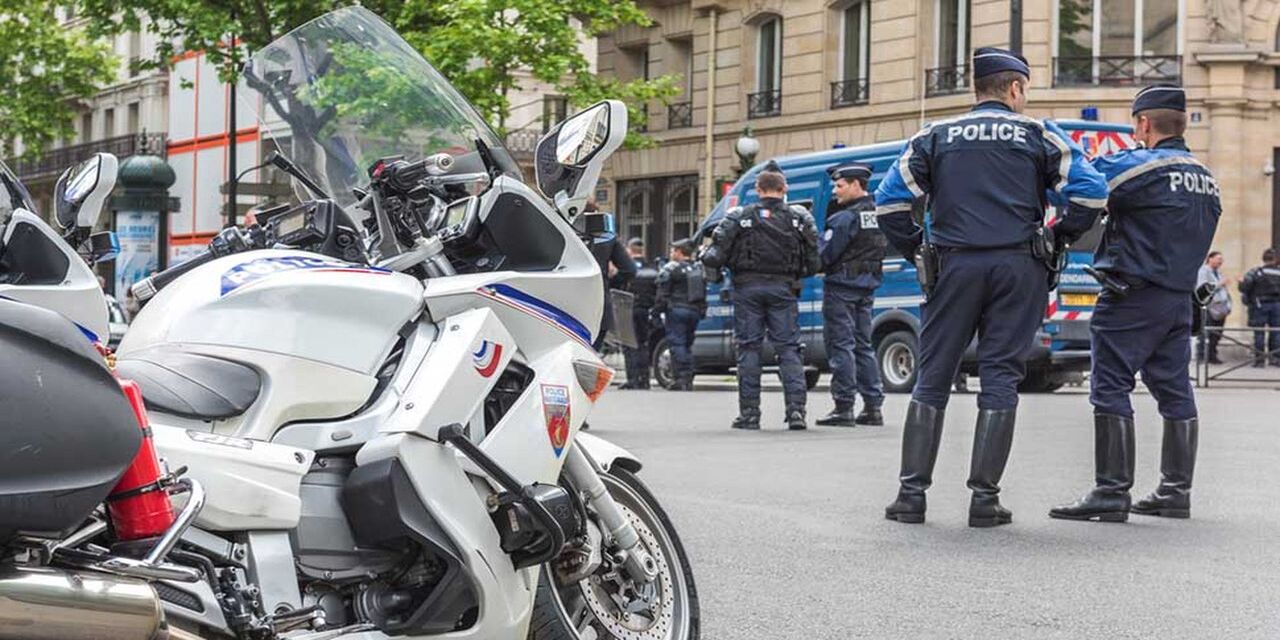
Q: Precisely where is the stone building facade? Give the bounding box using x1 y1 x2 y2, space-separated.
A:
597 0 1280 287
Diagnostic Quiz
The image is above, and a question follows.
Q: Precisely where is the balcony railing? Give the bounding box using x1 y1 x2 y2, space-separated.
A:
1053 56 1182 87
747 89 782 119
667 101 693 128
830 78 870 108
504 128 542 161
925 65 970 97
13 132 167 181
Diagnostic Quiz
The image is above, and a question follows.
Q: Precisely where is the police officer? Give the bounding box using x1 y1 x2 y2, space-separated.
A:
620 238 659 389
702 163 821 430
875 48 1108 527
816 162 887 427
655 238 706 391
1240 247 1280 367
1051 85 1221 522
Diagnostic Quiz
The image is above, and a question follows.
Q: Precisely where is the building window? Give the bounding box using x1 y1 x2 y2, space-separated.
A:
832 1 871 108
668 182 697 243
80 113 93 143
667 38 694 128
128 31 142 77
127 103 140 134
927 0 970 96
542 95 568 133
1274 22 1280 89
103 108 115 139
1054 0 1181 86
749 16 783 118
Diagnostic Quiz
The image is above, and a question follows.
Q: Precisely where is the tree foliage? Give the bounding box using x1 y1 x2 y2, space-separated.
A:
0 4 115 159
79 0 680 145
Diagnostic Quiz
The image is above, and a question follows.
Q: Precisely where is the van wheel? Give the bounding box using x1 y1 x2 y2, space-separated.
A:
877 331 918 394
651 338 676 390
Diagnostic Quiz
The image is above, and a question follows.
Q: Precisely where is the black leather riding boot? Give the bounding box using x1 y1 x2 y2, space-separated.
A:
967 408 1017 528
885 401 945 524
816 403 857 426
1049 414 1135 522
1132 418 1198 518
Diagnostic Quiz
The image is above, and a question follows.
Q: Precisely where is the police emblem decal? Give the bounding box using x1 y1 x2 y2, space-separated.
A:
472 340 503 378
540 384 571 458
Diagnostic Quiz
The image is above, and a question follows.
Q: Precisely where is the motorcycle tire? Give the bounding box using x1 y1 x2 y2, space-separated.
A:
529 467 700 640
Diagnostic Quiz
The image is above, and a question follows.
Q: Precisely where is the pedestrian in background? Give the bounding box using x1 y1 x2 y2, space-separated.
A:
1239 247 1280 367
655 238 706 391
582 202 636 351
702 162 821 430
1197 251 1230 364
816 162 886 427
1051 85 1221 523
875 47 1107 527
620 238 658 389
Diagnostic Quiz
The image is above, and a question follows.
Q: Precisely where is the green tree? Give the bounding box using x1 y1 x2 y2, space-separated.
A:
0 4 116 159
78 0 679 145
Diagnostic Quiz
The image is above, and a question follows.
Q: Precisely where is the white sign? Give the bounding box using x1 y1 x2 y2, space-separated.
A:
114 210 160 297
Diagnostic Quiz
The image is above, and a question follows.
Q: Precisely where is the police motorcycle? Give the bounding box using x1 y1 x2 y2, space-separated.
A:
0 152 233 640
112 7 697 640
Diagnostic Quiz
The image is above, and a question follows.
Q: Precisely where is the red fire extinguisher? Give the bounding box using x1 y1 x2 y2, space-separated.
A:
107 379 177 541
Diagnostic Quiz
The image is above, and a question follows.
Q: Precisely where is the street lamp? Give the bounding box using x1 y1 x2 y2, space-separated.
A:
735 127 760 176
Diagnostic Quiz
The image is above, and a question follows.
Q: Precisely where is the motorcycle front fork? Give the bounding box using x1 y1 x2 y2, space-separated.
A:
562 445 659 585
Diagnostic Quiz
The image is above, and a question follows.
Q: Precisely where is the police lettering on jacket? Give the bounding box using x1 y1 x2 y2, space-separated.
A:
820 194 886 292
873 102 1109 256
1090 137 1222 293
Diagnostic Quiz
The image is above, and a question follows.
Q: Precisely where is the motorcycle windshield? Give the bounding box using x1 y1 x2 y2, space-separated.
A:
241 6 520 208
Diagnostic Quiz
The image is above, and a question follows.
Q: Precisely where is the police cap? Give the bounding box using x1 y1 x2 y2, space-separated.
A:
670 238 696 254
972 47 1030 80
828 162 873 183
627 237 644 249
1131 84 1185 115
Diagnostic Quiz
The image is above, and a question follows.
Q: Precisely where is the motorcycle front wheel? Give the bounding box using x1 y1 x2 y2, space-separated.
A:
529 468 699 640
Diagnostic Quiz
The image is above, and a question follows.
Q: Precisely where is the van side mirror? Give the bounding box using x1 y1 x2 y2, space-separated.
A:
534 100 627 219
54 153 118 231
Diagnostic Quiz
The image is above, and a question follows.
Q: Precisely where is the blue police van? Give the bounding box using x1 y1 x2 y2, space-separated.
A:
646 120 1136 393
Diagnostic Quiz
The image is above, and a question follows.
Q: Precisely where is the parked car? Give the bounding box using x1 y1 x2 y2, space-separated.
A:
646 120 1135 393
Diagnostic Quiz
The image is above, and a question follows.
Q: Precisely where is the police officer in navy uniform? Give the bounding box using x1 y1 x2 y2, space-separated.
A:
875 48 1109 527
1052 85 1222 522
621 238 659 389
816 162 887 427
702 163 821 430
1239 247 1280 367
655 238 707 391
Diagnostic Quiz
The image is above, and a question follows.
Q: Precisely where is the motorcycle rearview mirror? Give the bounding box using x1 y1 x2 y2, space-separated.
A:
54 153 119 231
534 100 627 220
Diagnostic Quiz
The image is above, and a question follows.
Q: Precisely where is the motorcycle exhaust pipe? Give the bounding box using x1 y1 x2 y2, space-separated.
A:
0 567 167 640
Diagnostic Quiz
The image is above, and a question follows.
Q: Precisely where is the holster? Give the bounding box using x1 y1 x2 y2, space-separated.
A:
1031 226 1066 291
915 243 939 300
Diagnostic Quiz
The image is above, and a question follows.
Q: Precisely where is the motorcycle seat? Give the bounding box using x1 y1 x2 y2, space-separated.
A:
115 352 261 420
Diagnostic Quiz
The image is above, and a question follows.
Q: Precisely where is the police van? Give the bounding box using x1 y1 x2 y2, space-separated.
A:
646 120 1135 393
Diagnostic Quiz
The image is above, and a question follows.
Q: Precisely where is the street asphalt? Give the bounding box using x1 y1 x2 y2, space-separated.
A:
588 376 1280 639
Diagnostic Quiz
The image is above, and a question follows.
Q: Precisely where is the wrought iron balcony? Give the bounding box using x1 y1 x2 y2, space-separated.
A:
925 65 970 97
13 132 167 181
667 101 693 128
747 89 782 119
830 79 870 108
1053 56 1182 87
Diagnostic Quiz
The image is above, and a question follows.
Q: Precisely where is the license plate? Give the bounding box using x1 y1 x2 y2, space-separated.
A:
1061 293 1098 307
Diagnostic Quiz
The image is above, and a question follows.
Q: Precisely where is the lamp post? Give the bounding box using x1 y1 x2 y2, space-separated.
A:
735 127 760 177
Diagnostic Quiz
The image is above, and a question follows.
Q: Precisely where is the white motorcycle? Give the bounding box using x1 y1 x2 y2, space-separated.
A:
106 7 698 640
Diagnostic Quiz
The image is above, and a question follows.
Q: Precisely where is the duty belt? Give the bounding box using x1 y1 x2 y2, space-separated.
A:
937 242 1030 254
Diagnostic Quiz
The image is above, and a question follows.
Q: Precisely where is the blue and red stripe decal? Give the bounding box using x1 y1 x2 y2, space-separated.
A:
477 284 593 347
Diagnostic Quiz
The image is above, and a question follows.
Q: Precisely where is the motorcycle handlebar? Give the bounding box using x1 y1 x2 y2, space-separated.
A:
131 249 217 302
131 227 253 302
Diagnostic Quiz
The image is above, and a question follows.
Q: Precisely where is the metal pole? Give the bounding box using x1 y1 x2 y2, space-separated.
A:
1010 0 1023 52
226 61 237 229
701 8 719 218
